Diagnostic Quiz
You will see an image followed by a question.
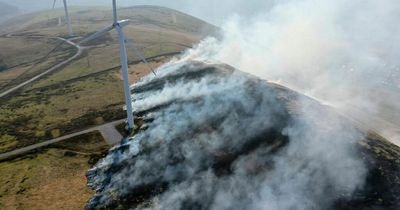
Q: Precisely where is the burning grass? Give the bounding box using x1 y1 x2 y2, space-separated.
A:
86 60 400 210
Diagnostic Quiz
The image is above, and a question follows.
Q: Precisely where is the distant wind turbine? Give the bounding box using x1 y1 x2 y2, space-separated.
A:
52 0 73 37
78 0 136 130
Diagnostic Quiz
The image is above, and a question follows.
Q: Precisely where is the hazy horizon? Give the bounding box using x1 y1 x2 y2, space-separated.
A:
0 0 276 25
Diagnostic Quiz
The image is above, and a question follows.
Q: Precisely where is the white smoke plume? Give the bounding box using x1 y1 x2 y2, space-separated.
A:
183 0 400 146
85 0 400 209
86 60 367 210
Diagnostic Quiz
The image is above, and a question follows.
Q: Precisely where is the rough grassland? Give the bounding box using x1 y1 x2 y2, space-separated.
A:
0 37 73 90
0 131 110 210
0 5 214 153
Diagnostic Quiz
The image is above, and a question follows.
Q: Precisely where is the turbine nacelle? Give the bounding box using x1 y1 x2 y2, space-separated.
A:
78 0 135 130
115 19 130 27
78 19 130 44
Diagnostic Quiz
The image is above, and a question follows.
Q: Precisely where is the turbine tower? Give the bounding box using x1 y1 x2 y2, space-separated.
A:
79 0 135 130
53 0 73 36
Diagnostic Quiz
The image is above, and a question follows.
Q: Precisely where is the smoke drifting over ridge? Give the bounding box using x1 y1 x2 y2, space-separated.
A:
85 0 400 209
86 60 368 209
184 0 400 146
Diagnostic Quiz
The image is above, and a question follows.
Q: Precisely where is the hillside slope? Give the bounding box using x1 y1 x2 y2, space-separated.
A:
86 60 400 210
0 6 216 153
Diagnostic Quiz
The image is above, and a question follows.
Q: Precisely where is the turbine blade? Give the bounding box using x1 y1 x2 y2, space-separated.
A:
126 38 157 76
52 0 57 9
79 24 114 44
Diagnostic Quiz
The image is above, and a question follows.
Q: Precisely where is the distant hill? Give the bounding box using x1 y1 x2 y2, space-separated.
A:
0 5 217 37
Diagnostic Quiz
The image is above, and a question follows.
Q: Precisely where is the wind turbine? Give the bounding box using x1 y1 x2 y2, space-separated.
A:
53 0 73 37
79 0 134 130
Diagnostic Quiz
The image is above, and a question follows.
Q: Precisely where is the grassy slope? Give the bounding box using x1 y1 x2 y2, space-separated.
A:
0 6 215 153
0 37 74 90
0 131 110 210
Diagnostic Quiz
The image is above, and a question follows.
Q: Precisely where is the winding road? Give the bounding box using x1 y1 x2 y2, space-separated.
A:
0 36 83 98
0 34 186 161
0 35 120 161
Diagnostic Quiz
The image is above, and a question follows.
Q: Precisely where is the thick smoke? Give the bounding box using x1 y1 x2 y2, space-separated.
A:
86 60 367 209
183 0 400 146
85 0 400 208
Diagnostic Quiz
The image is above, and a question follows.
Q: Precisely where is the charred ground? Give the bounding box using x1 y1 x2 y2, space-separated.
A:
85 61 400 210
